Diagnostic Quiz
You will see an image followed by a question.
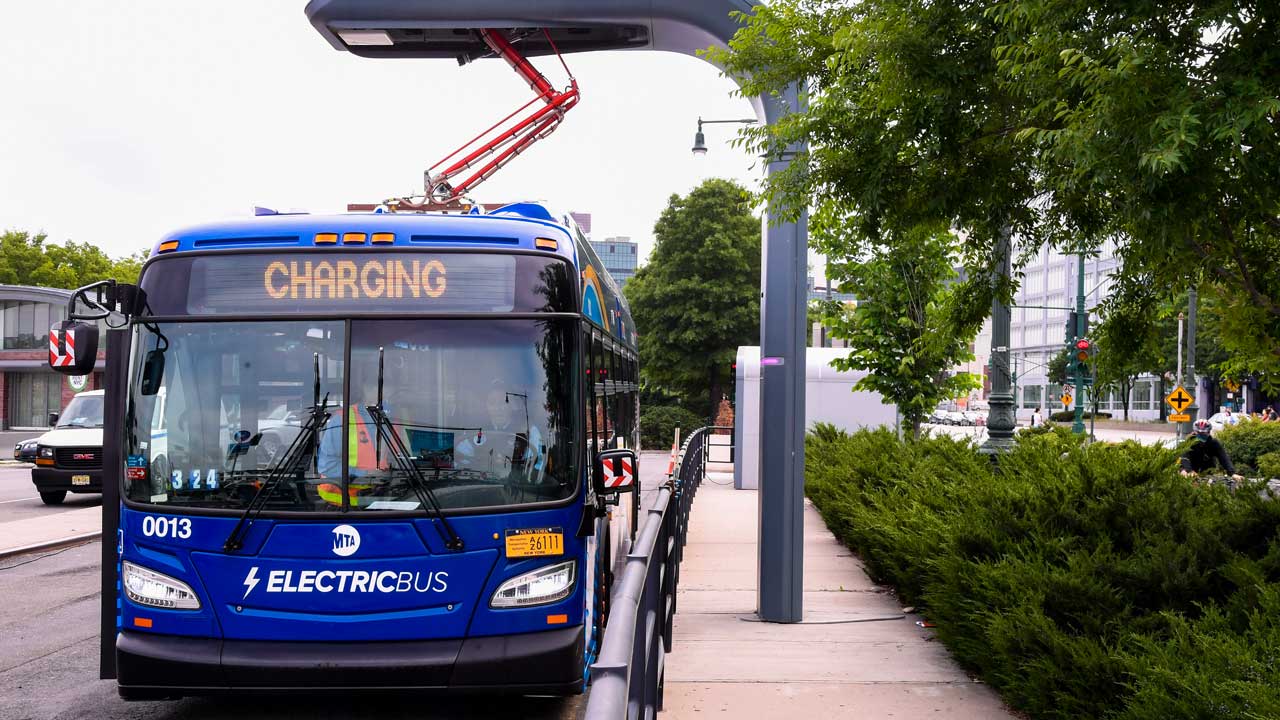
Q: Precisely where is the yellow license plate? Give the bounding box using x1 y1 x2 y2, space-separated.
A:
505 528 564 558
72 475 91 486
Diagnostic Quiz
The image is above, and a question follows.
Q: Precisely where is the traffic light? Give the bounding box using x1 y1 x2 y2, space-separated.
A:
1073 338 1094 384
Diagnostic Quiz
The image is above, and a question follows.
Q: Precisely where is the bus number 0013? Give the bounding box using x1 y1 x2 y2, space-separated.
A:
141 516 192 539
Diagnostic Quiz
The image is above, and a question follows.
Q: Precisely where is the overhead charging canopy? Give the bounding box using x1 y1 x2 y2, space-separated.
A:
303 0 810 626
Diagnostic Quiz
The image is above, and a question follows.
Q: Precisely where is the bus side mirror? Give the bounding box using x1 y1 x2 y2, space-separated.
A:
48 321 98 376
139 349 165 396
594 448 636 496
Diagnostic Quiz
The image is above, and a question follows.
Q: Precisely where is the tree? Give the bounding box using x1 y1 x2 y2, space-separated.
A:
625 179 761 419
0 230 147 288
818 222 984 438
712 0 1280 383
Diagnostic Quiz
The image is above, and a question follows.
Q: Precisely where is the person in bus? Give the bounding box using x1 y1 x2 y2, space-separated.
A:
455 378 545 483
316 368 395 504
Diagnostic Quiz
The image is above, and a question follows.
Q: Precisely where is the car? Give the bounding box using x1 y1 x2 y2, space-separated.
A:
13 437 40 462
1207 411 1244 432
31 390 104 505
945 411 968 426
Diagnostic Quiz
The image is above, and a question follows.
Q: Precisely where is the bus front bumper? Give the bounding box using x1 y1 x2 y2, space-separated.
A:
115 626 585 698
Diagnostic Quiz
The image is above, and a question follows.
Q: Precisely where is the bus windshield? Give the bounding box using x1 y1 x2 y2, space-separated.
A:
124 318 577 513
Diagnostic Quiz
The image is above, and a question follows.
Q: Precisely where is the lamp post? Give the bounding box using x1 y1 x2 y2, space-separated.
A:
691 116 758 155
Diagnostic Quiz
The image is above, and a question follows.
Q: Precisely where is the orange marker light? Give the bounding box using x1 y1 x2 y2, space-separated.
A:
534 237 558 250
371 232 395 244
133 617 154 628
157 241 180 253
342 232 367 245
314 233 338 245
546 614 569 625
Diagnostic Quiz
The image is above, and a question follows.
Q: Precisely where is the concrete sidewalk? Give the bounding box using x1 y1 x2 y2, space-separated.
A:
662 481 1016 718
0 506 101 558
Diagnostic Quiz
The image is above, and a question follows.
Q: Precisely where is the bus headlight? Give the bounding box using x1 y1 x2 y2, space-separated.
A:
122 561 201 610
490 561 576 608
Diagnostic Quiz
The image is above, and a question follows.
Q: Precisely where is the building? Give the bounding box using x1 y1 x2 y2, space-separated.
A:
570 212 592 239
590 236 638 288
0 286 105 429
1004 240 1165 420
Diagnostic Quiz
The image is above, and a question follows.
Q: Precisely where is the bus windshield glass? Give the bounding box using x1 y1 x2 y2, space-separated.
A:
123 318 577 513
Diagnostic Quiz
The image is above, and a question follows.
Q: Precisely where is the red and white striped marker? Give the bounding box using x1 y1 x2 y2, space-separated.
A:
603 456 634 488
49 325 76 368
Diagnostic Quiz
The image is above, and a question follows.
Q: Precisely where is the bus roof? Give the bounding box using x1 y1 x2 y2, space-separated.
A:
151 203 579 263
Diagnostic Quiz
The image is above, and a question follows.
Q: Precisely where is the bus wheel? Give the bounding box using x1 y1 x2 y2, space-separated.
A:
40 490 67 505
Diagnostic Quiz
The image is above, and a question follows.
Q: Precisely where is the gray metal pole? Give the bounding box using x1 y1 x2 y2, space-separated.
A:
757 85 807 623
1072 253 1086 434
981 226 1016 454
1185 286 1199 427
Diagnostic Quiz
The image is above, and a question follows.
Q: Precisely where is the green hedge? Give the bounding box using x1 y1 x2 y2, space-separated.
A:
639 405 704 450
1259 452 1280 479
806 423 1280 719
1218 421 1280 473
1049 410 1112 422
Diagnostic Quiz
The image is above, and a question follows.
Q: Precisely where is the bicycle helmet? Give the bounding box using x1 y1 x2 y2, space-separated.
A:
1193 418 1212 435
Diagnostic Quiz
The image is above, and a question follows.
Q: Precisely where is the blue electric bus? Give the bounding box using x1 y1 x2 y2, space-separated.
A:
49 202 640 698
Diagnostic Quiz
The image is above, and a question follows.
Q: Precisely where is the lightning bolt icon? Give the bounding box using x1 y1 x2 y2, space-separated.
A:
242 566 260 600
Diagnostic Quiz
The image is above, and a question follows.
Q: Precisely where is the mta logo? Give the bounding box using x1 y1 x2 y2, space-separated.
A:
331 525 361 557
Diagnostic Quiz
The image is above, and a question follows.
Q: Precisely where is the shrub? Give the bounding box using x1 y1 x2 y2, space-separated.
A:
1257 451 1280 479
805 427 1280 719
639 404 704 450
1049 410 1112 422
1218 421 1280 473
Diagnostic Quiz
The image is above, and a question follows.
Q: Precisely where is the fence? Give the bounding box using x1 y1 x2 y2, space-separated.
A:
583 426 733 719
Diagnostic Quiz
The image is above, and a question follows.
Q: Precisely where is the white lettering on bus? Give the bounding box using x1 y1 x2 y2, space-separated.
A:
246 567 448 598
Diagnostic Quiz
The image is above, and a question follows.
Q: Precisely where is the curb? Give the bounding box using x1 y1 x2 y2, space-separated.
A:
0 531 101 561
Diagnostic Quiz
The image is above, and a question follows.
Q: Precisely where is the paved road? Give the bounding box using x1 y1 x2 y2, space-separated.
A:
0 453 671 720
0 466 101 523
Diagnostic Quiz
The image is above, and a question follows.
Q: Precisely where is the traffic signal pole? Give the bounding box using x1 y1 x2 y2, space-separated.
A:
1073 253 1086 434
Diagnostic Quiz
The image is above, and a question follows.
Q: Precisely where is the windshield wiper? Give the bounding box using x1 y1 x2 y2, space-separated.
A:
365 405 463 550
368 345 463 550
223 391 331 553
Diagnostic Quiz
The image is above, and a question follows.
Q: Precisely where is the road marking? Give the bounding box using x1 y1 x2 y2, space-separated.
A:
0 497 38 504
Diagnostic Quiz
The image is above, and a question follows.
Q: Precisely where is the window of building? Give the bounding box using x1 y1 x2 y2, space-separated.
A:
6 372 63 428
1022 385 1043 409
1133 381 1152 411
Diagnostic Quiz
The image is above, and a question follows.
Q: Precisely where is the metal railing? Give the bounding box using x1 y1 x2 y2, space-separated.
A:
584 426 733 719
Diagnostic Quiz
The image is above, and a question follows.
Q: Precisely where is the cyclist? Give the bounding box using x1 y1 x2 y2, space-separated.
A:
1179 418 1243 482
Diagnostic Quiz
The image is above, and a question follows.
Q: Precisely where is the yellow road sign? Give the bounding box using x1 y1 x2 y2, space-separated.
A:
1165 386 1195 414
1168 413 1191 422
1061 393 1072 408
1225 379 1241 393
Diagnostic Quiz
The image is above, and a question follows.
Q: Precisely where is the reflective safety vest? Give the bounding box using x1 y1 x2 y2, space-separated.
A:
348 405 389 471
316 407 384 507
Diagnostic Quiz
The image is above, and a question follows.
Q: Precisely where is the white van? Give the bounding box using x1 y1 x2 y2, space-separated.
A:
31 389 105 505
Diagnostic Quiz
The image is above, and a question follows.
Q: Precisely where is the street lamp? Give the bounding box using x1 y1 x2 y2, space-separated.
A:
691 116 757 155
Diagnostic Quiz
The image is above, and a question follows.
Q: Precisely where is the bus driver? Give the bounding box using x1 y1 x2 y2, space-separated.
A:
455 379 546 484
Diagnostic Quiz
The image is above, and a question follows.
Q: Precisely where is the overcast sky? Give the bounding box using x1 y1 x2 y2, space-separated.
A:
0 1 766 265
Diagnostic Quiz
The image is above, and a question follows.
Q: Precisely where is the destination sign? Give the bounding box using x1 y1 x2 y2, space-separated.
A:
262 258 449 300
